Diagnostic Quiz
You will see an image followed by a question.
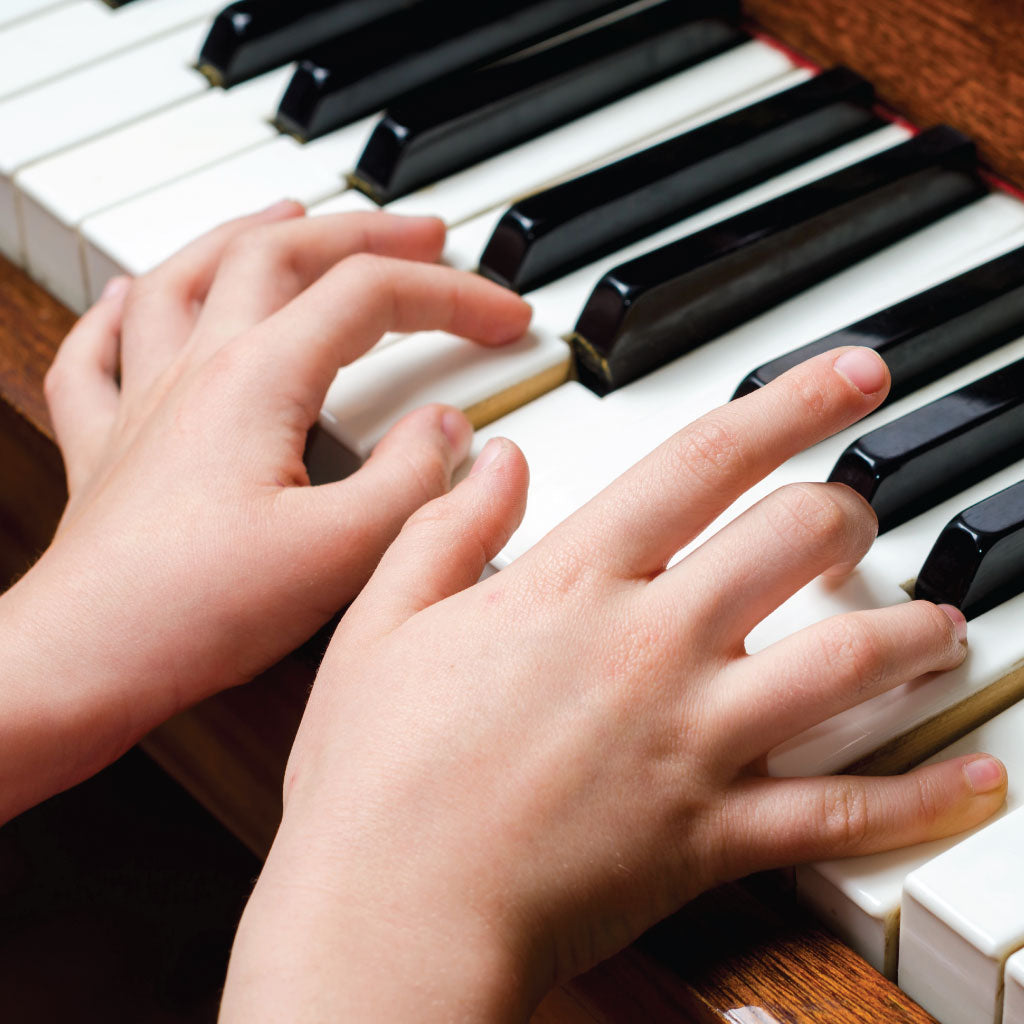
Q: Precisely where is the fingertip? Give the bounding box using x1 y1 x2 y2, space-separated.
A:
440 406 473 464
469 437 508 477
478 289 534 347
99 275 131 303
962 754 1007 797
378 403 473 478
937 602 969 645
833 347 890 398
259 198 306 221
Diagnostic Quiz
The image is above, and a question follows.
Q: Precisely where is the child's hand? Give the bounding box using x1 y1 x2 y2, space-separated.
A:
223 347 1005 1022
1 204 530 819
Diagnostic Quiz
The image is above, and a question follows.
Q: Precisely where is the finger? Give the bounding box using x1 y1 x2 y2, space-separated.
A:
718 754 1006 875
44 276 129 492
189 213 446 356
118 199 304 400
720 601 967 757
659 482 878 649
244 255 533 427
343 435 529 638
561 347 889 580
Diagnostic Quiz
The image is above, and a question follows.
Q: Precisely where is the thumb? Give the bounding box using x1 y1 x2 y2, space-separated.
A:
290 404 473 608
346 436 528 637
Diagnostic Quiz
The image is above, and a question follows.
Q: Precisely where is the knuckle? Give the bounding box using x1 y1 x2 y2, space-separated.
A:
909 770 947 828
671 414 746 487
765 482 850 551
42 361 65 403
791 370 831 419
337 252 394 314
819 781 872 849
815 614 885 694
523 531 600 602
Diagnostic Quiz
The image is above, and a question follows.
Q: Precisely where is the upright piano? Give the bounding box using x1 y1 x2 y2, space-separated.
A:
1 1 1022 1020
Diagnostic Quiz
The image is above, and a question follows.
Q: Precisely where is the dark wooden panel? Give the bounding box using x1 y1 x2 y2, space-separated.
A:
745 0 1024 189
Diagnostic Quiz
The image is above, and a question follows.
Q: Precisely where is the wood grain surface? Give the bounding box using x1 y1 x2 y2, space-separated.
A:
0 2 1009 1019
745 0 1024 189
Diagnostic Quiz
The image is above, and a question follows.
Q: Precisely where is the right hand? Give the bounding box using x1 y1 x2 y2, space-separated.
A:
223 346 1005 1022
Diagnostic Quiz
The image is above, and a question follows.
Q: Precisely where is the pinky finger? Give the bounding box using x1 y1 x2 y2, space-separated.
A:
44 277 128 492
720 755 1007 875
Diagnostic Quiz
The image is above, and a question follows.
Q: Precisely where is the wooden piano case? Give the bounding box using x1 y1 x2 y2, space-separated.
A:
1 1 1019 1019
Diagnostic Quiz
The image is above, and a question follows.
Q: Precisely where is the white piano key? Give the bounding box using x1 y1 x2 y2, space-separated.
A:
320 125 913 488
899 805 1024 1024
1005 950 1024 1024
76 41 794 304
0 0 222 101
17 65 293 311
319 327 572 459
0 20 212 265
478 193 1024 571
0 0 70 29
81 116 378 300
0 20 210 175
796 697 1024 978
381 40 797 227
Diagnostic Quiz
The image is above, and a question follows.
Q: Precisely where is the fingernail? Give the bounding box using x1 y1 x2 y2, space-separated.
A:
963 755 1005 794
261 198 303 217
100 275 130 300
440 408 472 457
469 438 506 476
938 603 968 645
833 348 887 395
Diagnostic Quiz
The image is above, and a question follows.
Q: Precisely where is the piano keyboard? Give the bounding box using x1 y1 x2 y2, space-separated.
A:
6 2 1024 1021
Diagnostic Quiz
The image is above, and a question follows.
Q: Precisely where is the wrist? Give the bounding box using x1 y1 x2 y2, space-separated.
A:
222 805 547 1023
0 538 226 819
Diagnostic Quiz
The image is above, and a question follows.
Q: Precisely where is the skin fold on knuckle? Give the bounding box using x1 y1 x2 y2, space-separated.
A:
818 779 874 852
670 414 747 490
762 482 853 561
788 366 832 420
814 613 886 698
907 767 954 832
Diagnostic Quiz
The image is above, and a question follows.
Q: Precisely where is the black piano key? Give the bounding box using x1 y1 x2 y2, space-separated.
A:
568 126 987 395
351 0 743 204
274 0 656 141
198 0 417 88
829 356 1024 533
734 245 1024 402
915 480 1024 619
480 67 880 294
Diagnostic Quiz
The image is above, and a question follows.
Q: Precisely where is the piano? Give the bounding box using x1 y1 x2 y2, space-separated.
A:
1 1 1022 1020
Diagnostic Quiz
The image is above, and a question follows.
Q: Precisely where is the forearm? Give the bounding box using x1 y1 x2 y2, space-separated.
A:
0 539 221 822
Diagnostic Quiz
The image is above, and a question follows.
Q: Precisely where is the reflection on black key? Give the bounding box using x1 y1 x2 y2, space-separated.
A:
275 0 642 140
569 127 986 395
198 0 415 88
916 480 1024 619
352 0 743 204
481 67 879 293
735 245 1024 402
829 357 1024 533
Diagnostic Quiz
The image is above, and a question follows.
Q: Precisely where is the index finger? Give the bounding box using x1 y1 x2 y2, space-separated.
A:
245 254 533 425
560 347 890 580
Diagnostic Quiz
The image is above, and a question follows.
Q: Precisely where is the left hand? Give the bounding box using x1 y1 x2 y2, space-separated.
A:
0 205 531 820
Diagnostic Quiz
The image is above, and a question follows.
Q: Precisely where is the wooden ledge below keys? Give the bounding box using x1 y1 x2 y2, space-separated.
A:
0 249 939 1023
